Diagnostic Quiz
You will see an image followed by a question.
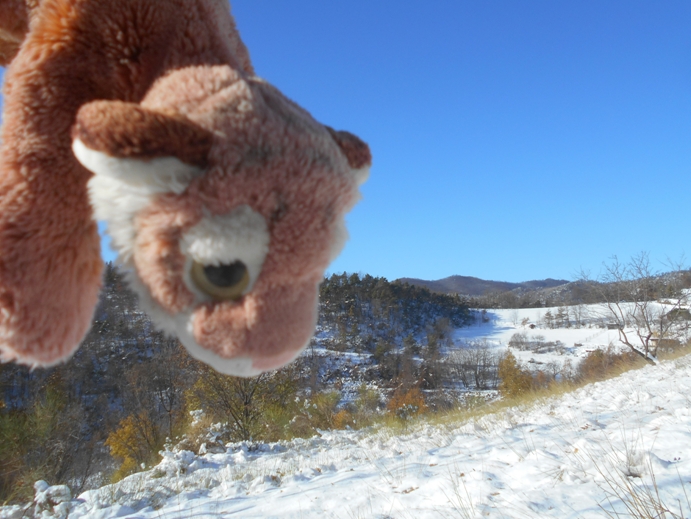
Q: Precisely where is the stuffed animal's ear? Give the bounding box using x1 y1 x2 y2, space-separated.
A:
325 127 371 186
72 101 214 194
73 101 213 167
0 0 30 66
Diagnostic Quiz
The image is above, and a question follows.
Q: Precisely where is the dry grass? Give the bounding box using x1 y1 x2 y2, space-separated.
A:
582 437 691 519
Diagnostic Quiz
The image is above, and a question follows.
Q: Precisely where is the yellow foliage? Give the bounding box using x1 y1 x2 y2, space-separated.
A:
333 410 355 429
386 387 427 418
577 347 643 382
105 413 161 481
498 351 532 398
309 391 341 429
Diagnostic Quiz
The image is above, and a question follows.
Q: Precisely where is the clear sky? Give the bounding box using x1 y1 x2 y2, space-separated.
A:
2 1 690 283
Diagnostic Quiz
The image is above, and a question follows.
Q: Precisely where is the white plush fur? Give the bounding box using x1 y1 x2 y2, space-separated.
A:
180 205 269 301
351 165 370 187
73 139 201 194
327 165 369 262
74 139 202 262
328 217 348 263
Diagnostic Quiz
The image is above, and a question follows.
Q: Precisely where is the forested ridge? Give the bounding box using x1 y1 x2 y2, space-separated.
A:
319 272 472 347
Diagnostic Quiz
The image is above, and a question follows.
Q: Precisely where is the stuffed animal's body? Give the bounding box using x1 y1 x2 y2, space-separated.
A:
0 0 370 376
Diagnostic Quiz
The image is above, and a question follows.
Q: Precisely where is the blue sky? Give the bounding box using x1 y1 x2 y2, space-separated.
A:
3 1 691 283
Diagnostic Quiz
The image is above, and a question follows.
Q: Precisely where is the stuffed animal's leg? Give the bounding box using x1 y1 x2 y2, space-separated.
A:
0 0 204 366
0 0 258 366
0 1 112 366
0 62 104 365
0 0 30 66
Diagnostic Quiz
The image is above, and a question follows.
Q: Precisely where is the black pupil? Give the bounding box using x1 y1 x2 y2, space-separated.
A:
203 261 247 287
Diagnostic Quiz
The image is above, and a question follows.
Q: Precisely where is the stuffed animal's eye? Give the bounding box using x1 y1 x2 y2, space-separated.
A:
190 261 250 301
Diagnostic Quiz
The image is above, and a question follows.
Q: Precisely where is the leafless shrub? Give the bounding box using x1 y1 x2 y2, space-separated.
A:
447 340 500 390
508 332 566 354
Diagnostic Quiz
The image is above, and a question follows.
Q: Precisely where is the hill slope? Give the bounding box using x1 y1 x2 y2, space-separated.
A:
9 355 690 518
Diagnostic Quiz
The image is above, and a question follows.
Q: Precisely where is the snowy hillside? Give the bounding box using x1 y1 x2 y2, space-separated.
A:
310 298 689 400
456 301 690 364
3 353 690 518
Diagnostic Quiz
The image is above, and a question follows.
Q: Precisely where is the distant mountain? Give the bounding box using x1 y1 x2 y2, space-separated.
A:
397 275 569 296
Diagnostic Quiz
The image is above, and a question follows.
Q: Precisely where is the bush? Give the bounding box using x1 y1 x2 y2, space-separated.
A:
186 365 299 443
287 391 342 437
387 387 427 420
498 351 532 398
333 410 355 429
509 332 565 354
532 370 553 390
449 340 500 390
577 347 643 382
351 384 382 427
105 413 162 482
508 332 529 349
176 411 223 454
0 375 90 502
0 410 27 501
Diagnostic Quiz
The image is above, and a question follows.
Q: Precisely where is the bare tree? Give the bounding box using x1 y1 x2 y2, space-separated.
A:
448 339 500 390
188 365 299 442
509 309 520 326
571 304 588 328
580 253 690 363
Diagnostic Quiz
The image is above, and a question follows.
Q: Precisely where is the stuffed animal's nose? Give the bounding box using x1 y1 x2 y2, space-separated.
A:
190 281 319 375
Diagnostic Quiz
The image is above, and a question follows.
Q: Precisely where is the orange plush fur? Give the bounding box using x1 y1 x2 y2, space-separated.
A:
0 0 370 375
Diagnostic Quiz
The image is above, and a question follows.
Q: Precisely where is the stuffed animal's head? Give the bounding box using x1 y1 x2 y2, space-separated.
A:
71 67 370 376
0 0 370 376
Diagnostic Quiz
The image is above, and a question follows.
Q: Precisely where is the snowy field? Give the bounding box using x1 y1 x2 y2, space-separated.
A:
4 353 691 518
456 302 690 365
455 305 624 348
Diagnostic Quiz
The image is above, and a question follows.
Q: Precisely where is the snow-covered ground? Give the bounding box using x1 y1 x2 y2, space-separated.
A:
456 306 624 348
457 303 690 366
4 353 691 519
